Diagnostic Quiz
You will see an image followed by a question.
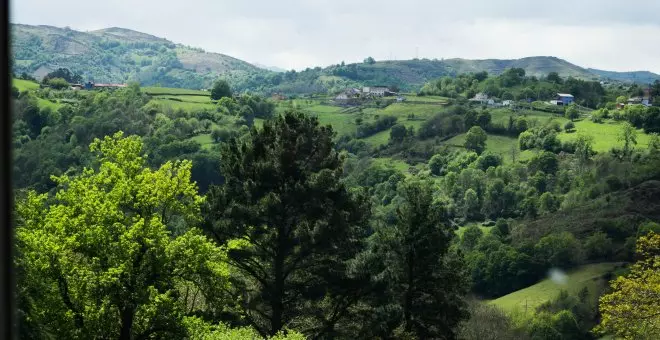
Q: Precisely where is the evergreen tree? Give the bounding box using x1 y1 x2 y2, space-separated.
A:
203 110 371 337
368 178 469 338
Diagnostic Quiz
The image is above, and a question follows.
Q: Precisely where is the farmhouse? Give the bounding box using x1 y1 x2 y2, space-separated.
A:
552 93 574 106
362 86 396 97
335 88 362 100
469 92 489 104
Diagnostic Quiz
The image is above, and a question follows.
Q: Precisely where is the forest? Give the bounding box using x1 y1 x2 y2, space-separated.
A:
10 68 660 339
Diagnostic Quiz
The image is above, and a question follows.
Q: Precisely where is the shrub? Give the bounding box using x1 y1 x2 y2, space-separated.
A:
564 121 575 132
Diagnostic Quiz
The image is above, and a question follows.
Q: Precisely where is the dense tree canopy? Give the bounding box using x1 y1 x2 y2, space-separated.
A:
203 110 372 337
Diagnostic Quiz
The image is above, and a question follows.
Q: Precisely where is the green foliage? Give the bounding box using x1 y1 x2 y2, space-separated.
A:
535 232 583 269
15 132 230 338
210 79 232 100
465 126 488 154
594 232 660 339
203 110 371 337
367 178 469 338
564 104 580 121
584 232 613 260
564 121 575 132
47 77 70 90
461 225 484 251
356 115 397 138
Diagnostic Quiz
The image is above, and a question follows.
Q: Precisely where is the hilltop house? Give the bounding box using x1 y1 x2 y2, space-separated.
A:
551 93 574 106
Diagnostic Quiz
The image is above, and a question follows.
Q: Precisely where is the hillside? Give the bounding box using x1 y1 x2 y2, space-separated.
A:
490 263 624 317
10 24 269 90
443 56 598 80
588 68 660 84
11 24 660 94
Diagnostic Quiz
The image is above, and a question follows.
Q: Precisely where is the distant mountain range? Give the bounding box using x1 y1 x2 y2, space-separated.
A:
10 24 660 93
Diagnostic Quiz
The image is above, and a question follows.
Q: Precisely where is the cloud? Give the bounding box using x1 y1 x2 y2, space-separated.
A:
10 0 660 73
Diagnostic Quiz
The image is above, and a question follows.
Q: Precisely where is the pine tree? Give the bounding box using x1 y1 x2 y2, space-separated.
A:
367 178 469 338
203 110 371 337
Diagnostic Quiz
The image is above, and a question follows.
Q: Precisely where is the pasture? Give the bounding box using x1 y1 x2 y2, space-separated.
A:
489 262 624 319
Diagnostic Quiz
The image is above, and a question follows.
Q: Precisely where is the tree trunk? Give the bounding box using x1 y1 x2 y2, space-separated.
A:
119 306 135 340
404 250 414 332
270 229 286 336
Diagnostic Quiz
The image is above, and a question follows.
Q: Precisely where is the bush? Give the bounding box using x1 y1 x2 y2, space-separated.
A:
564 121 575 132
47 77 70 90
534 232 583 269
584 232 613 260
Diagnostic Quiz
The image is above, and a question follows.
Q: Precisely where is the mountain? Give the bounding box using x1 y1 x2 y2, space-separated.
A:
11 24 660 93
10 24 269 90
442 56 598 80
251 62 287 73
587 68 660 84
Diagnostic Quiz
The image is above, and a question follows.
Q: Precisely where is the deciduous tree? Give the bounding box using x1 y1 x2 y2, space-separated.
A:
15 132 231 339
594 232 660 339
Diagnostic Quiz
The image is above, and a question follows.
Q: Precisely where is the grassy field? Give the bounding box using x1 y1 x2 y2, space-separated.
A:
489 262 624 318
371 157 411 173
190 133 214 150
143 87 209 96
444 133 536 163
37 98 63 110
13 78 40 92
558 119 651 152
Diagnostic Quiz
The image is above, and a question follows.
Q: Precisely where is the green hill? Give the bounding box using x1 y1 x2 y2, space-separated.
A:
10 24 268 90
588 68 660 84
443 56 598 80
11 24 660 94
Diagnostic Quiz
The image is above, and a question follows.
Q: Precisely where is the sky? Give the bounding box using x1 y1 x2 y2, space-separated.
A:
10 0 660 73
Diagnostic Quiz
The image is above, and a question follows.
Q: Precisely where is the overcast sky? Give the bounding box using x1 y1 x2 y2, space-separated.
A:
11 0 660 73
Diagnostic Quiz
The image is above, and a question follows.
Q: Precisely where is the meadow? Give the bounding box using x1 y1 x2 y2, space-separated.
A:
558 119 651 152
490 262 624 318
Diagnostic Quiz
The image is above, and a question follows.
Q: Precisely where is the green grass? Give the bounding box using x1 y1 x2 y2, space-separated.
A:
456 223 492 237
489 262 623 318
444 133 534 163
143 87 209 96
13 78 40 92
372 157 411 173
37 98 62 110
558 119 652 152
190 133 214 150
313 112 357 137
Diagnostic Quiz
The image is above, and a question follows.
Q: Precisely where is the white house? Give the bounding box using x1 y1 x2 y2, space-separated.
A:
469 92 489 104
363 86 392 97
502 100 513 106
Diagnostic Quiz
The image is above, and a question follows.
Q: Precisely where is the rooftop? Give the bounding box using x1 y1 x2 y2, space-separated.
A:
557 93 574 98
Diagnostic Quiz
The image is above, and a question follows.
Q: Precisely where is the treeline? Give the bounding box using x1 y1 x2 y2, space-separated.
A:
11 84 272 193
419 69 613 108
15 113 470 339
